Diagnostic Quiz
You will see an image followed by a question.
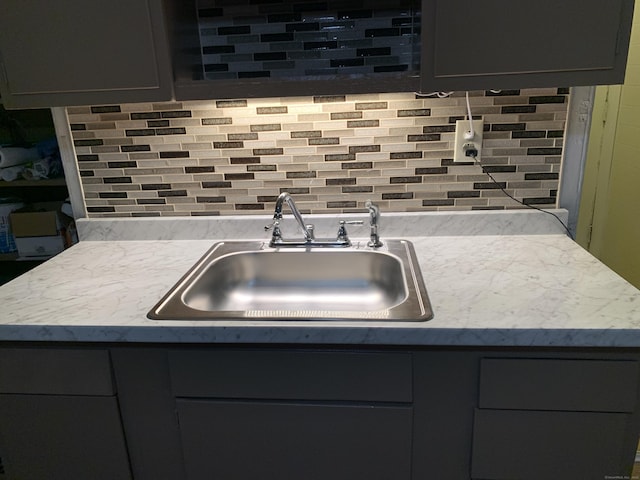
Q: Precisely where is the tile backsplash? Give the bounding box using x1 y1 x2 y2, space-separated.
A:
68 88 568 217
197 0 420 81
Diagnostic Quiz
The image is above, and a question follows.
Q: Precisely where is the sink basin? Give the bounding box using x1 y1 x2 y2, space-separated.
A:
148 240 433 321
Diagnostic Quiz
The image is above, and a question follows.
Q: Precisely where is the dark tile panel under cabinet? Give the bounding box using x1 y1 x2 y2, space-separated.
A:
195 1 420 83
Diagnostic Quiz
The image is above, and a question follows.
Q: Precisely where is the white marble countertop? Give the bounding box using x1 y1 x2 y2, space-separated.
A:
0 210 639 347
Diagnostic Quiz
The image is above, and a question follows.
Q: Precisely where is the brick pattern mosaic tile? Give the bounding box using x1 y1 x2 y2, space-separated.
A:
197 0 420 80
67 89 568 217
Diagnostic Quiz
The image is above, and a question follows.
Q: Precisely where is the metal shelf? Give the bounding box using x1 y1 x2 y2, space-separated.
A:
0 178 67 188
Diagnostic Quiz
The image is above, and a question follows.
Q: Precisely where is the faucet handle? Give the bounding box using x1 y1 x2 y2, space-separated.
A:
305 224 315 240
337 220 364 243
265 220 283 243
264 220 277 231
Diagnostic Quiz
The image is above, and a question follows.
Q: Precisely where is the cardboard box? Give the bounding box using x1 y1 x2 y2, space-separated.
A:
9 205 65 258
10 210 60 237
13 236 64 257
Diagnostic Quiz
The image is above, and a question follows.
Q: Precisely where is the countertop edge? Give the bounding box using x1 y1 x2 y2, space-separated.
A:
2 325 640 349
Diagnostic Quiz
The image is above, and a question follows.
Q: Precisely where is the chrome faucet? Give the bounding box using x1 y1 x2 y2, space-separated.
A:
265 192 314 244
365 200 383 247
265 192 362 248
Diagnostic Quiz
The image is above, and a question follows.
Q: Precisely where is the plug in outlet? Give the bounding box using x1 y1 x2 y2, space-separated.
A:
453 119 483 162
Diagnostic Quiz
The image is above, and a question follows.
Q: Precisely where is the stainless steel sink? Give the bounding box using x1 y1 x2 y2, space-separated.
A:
148 240 433 321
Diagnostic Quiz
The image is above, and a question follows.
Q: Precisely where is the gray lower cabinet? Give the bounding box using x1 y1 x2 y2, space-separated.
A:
470 357 640 480
0 347 132 480
4 345 639 480
170 349 414 480
0 0 173 109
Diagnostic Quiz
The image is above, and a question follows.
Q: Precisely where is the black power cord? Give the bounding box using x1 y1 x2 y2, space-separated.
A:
465 149 574 240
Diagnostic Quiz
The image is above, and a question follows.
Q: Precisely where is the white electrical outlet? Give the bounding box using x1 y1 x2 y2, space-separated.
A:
453 119 483 162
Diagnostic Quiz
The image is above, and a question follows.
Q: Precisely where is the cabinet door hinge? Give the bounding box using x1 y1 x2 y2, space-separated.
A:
585 223 594 249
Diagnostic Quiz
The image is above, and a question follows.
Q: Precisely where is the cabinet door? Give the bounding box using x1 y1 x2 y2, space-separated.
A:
471 409 633 480
0 0 173 108
176 399 413 480
421 0 634 91
0 395 131 480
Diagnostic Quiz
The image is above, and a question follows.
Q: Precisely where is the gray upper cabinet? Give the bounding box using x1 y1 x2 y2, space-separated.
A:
0 0 633 108
421 0 635 91
0 0 173 109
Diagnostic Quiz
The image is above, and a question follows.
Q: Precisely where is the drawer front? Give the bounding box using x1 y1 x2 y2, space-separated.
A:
471 409 631 480
169 349 412 402
479 358 639 412
0 348 114 395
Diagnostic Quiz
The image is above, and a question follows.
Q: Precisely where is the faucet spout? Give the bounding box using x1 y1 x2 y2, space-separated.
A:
272 192 314 242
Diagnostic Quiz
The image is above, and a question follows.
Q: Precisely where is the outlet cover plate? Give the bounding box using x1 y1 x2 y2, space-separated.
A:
454 119 483 162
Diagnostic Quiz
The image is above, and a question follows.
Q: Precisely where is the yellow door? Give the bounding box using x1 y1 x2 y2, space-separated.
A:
577 6 640 289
